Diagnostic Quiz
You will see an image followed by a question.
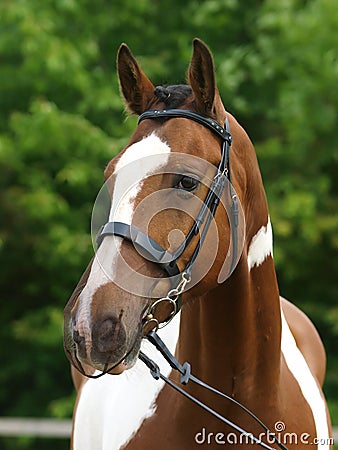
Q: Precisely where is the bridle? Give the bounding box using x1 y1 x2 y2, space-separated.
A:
97 108 239 329
93 109 288 450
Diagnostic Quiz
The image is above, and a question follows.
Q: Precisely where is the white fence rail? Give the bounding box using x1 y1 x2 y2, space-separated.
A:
0 418 71 438
0 418 337 443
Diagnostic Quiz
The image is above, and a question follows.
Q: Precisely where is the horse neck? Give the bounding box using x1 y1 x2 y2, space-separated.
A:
176 234 281 404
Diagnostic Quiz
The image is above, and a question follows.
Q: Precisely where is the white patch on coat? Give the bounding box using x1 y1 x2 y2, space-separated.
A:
247 216 273 270
281 311 330 449
73 312 181 450
74 134 171 342
109 133 171 223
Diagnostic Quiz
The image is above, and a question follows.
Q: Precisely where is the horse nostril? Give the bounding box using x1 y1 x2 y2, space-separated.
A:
73 330 87 357
94 317 126 354
73 330 83 345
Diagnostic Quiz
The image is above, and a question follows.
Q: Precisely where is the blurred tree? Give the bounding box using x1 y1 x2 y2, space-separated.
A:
0 0 337 448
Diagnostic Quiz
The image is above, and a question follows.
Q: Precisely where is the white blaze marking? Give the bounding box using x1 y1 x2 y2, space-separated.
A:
281 311 330 449
110 133 171 223
247 216 273 271
73 312 181 450
74 134 171 348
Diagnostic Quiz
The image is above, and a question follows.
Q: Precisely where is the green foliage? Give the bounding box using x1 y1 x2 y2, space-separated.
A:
0 1 337 448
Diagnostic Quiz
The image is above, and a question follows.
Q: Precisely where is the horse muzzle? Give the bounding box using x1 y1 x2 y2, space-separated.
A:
64 307 143 376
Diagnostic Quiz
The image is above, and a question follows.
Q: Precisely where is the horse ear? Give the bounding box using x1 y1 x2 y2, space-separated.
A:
117 44 155 115
188 38 225 117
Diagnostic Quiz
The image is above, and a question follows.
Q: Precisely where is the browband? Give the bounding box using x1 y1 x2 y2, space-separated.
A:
138 109 232 143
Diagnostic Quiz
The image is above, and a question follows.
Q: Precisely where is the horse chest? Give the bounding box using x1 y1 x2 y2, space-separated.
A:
72 367 164 449
72 315 180 450
72 312 330 450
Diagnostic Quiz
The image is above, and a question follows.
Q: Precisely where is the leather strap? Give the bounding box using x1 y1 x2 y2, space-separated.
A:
138 109 232 143
97 221 180 277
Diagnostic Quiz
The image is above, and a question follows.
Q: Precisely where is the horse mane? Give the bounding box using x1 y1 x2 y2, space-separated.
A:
154 85 192 109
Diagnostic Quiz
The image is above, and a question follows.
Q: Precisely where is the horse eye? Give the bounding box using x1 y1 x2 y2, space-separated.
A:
176 176 199 191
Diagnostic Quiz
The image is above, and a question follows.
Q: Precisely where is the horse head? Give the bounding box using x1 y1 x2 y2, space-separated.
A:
64 39 266 377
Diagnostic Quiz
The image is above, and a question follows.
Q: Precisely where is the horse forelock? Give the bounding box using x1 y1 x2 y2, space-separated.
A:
152 83 224 120
153 84 192 109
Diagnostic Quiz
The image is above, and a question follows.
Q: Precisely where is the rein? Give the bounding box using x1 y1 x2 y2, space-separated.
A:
139 331 289 450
